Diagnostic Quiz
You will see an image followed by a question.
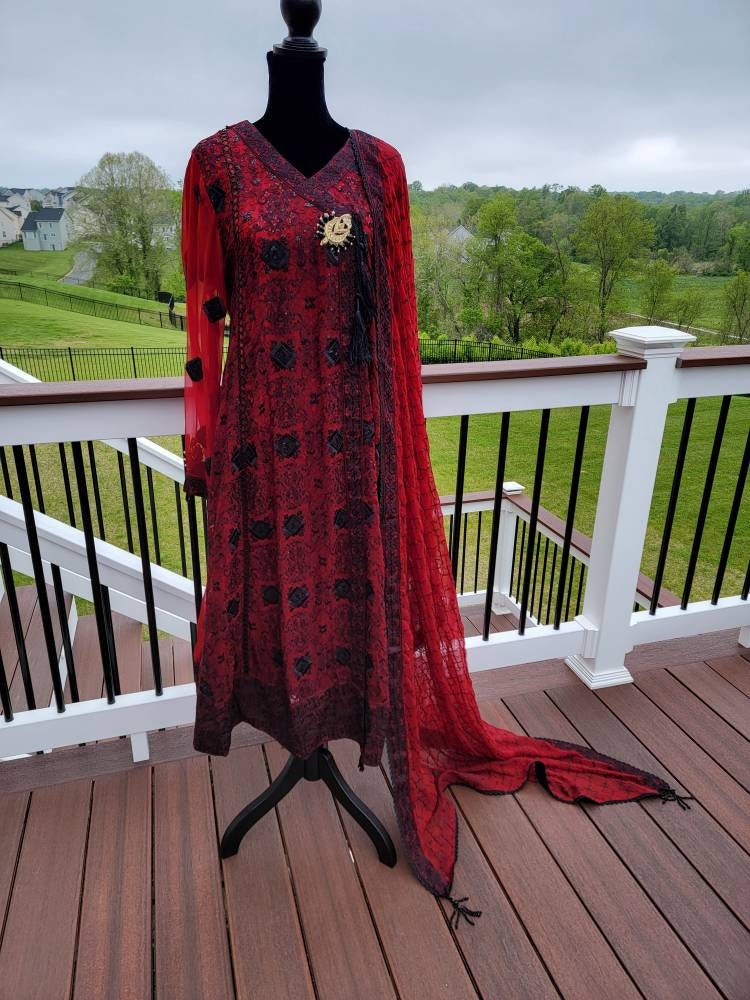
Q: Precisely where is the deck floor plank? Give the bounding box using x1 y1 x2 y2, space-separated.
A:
705 654 750 696
72 768 151 1000
0 778 91 1000
0 791 29 937
668 659 750 738
264 739 397 1000
500 691 731 999
211 744 315 1000
153 756 235 1000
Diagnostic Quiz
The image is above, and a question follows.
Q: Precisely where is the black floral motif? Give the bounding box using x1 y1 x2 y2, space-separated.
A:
288 585 308 608
262 584 280 604
185 356 203 382
283 513 304 537
363 419 375 442
206 180 226 212
226 597 239 617
231 442 257 472
250 520 273 539
228 527 241 550
324 338 341 364
333 508 348 528
294 654 311 677
327 429 343 454
198 679 213 699
352 500 373 524
202 296 227 322
276 434 299 458
333 579 353 599
335 647 351 664
270 341 295 369
260 237 290 270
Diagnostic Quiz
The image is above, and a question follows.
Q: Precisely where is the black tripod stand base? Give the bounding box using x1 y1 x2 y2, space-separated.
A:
220 745 397 868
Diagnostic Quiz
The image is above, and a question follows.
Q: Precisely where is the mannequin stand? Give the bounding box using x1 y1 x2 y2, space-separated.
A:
220 745 398 866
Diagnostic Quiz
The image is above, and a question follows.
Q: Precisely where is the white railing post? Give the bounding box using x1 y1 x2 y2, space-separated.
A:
493 482 524 614
565 326 695 687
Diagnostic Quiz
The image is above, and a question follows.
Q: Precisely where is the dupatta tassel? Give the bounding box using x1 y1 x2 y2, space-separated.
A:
443 894 483 929
349 211 375 366
659 786 695 810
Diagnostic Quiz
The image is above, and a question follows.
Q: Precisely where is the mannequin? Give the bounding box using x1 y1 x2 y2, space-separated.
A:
218 0 396 868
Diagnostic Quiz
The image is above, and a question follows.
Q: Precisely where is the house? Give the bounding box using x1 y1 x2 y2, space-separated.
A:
20 206 70 251
0 205 22 245
42 186 76 209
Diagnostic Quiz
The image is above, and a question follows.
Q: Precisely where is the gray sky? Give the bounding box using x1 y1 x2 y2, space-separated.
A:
3 0 749 193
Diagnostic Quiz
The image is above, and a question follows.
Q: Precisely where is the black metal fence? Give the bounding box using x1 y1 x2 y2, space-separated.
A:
0 339 551 382
0 279 186 333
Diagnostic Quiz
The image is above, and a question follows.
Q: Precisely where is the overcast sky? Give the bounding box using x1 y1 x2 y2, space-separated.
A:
3 0 749 194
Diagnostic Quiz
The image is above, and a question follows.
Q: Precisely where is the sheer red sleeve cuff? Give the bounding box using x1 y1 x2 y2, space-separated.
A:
181 149 228 498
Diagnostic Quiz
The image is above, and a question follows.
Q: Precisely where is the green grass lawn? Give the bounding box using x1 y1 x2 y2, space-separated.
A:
0 273 185 317
0 244 76 278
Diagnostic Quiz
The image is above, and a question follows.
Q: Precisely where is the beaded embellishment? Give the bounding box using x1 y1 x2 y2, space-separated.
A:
315 211 356 256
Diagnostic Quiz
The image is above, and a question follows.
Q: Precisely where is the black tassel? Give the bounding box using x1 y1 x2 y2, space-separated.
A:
659 787 695 810
349 211 375 366
443 894 482 929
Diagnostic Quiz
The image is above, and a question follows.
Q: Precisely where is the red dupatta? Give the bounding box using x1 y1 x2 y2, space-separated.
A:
362 137 693 927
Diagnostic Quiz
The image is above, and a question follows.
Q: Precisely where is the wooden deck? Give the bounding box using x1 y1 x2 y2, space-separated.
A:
0 608 748 999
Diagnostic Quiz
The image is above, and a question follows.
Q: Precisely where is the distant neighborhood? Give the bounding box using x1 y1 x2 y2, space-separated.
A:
0 185 75 251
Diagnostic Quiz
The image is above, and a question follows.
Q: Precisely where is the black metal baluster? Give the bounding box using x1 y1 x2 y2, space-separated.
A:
474 511 482 595
58 443 76 526
650 398 696 615
12 445 65 712
175 482 188 577
530 529 542 619
117 451 134 553
553 405 589 629
546 545 558 623
0 541 34 710
711 423 749 604
71 441 117 703
515 520 527 600
537 537 550 624
682 396 732 608
518 410 550 635
29 444 44 508
0 646 12 723
146 465 161 565
564 558 577 621
85 440 120 696
508 512 519 602
1 446 13 497
575 563 586 616
742 558 749 601
127 437 163 695
459 512 468 594
450 415 470 583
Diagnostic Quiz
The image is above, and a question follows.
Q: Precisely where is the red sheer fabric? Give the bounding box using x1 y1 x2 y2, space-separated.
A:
181 125 692 928
181 152 229 499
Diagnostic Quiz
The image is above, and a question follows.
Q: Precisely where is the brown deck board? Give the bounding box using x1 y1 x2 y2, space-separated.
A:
597 683 750 851
636 665 749 789
72 768 151 1000
0 791 28 926
706 653 750 696
501 691 739 998
153 756 234 1000
668 659 750 739
264 739 397 1000
548 683 750 929
9 584 65 712
211 744 315 1000
0 779 91 1000
327 737 481 1000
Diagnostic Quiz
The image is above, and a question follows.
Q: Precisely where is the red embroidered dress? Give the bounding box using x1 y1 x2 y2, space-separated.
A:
181 120 691 921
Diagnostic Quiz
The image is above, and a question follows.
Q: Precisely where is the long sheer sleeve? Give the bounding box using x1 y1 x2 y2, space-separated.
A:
180 149 229 498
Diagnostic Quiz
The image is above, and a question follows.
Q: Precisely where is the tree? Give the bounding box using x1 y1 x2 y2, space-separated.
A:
720 270 750 343
574 194 655 339
641 259 676 322
70 151 177 294
672 287 705 332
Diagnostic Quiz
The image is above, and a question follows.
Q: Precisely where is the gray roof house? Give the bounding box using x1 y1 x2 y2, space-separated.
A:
20 207 70 251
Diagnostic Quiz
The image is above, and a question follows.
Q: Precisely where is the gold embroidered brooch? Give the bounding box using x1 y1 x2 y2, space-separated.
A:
315 211 355 256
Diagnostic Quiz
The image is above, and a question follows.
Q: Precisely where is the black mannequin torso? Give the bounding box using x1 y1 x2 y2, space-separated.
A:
253 48 349 179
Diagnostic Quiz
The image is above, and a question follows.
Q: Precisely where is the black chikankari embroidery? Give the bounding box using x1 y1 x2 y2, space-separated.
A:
283 513 304 537
262 584 280 604
226 597 239 617
206 180 226 212
260 237 289 270
333 508 348 528
363 419 375 442
327 429 343 454
335 647 351 664
231 442 257 472
202 296 227 322
185 356 203 381
228 527 240 550
276 434 299 458
334 579 353 598
294 654 311 677
270 341 295 369
250 520 272 539
198 679 213 698
288 585 308 608
352 500 374 523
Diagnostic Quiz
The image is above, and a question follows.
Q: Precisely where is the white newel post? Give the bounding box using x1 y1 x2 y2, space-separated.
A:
565 326 696 687
493 482 525 614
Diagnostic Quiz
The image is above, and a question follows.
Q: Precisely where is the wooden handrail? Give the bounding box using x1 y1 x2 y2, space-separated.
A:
676 345 750 367
421 353 646 384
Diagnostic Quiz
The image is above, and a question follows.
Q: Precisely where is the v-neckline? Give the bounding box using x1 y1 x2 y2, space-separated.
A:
234 119 355 199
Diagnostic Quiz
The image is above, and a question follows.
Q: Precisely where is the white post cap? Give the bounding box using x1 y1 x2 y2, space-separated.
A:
611 325 696 359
